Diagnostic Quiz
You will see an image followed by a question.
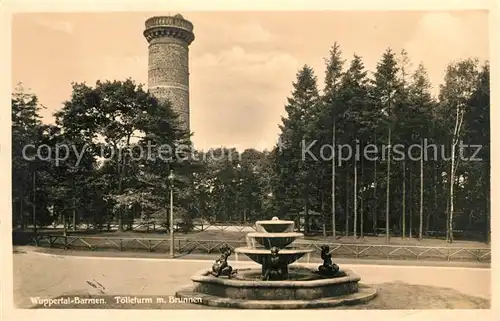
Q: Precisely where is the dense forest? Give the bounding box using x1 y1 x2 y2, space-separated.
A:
11 45 490 243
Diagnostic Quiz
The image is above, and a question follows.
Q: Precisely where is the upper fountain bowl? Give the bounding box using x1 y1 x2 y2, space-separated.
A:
255 217 295 233
246 232 304 249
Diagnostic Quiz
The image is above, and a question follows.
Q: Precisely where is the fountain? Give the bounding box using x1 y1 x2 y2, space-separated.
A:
175 217 377 309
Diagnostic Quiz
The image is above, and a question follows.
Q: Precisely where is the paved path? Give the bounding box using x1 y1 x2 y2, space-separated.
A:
12 249 491 309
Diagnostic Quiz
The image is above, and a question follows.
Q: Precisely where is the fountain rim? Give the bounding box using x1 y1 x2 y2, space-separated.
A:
190 266 360 287
246 232 304 238
255 219 295 224
234 247 314 254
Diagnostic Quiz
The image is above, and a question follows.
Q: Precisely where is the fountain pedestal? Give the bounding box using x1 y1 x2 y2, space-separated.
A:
175 217 377 309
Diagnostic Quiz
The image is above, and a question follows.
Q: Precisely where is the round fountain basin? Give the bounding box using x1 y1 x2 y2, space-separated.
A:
181 266 368 301
246 232 304 248
233 266 347 281
234 247 314 266
255 219 295 233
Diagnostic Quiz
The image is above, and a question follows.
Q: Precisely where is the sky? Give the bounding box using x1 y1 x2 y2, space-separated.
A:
11 11 489 151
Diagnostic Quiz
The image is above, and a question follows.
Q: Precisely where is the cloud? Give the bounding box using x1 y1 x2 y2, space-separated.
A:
33 18 74 34
189 46 300 149
195 20 274 46
403 12 488 93
193 46 299 87
408 13 471 58
77 54 148 85
232 22 274 43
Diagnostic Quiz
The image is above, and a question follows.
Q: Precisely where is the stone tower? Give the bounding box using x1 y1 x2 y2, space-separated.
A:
143 14 195 132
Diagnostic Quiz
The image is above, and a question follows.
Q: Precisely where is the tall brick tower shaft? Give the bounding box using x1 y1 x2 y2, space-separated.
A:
143 14 195 132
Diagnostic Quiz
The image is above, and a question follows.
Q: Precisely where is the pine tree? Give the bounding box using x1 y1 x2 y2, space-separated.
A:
371 48 400 243
275 65 321 232
322 42 345 239
337 54 370 238
408 63 435 239
396 49 411 239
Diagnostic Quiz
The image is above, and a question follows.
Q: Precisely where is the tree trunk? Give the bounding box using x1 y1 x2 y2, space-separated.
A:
486 190 490 244
445 184 450 241
12 202 16 228
117 145 125 232
224 189 227 221
20 192 25 229
32 171 36 233
385 126 391 243
360 153 364 238
449 142 456 243
449 107 464 243
304 199 309 234
353 156 357 239
321 190 326 237
72 181 77 231
72 199 76 231
63 212 67 237
419 139 424 240
119 136 133 232
402 159 406 239
485 159 490 244
345 175 349 237
409 167 413 239
432 164 438 231
373 132 377 235
468 210 473 230
332 119 336 239
426 202 431 233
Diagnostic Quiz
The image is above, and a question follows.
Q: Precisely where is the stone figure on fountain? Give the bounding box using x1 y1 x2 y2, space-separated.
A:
262 246 287 281
318 245 339 276
211 244 236 278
